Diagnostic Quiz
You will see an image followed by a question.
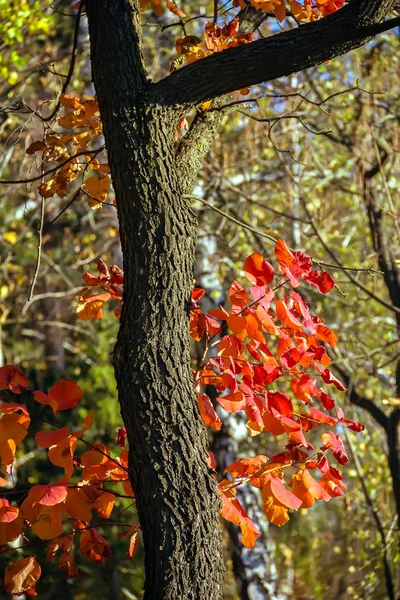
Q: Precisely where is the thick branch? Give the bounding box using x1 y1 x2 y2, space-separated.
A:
152 0 397 105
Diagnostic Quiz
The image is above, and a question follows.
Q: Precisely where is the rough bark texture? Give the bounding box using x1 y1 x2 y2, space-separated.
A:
85 0 398 598
86 3 224 599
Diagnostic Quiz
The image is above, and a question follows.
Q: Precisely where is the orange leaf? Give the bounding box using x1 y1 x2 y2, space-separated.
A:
228 281 249 307
80 444 110 467
35 427 71 448
93 491 115 519
197 394 222 430
227 314 247 334
274 239 294 267
315 324 337 347
274 0 286 21
34 379 83 414
289 468 331 507
0 500 19 523
166 0 185 16
127 530 139 559
4 557 41 595
80 528 111 564
243 253 274 286
262 482 290 527
48 435 78 482
276 300 303 331
76 291 111 320
64 489 93 523
0 365 29 393
269 477 302 510
216 391 246 413
0 507 23 544
225 455 269 479
58 552 84 578
219 480 260 547
150 0 165 15
31 504 64 540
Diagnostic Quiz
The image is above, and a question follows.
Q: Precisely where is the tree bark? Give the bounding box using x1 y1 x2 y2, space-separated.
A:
85 0 399 597
86 3 224 599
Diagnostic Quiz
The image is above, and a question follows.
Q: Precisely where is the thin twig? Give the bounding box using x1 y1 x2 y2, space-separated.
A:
50 187 82 224
41 2 83 122
187 194 277 244
21 287 84 316
299 196 400 316
344 428 395 600
27 178 45 301
0 147 104 185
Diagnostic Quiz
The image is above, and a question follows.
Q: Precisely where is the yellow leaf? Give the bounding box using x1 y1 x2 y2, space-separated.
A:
3 232 18 245
4 557 41 595
84 175 110 202
200 100 212 112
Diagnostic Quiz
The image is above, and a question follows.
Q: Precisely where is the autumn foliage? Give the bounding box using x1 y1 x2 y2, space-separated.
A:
0 235 363 592
1 0 359 593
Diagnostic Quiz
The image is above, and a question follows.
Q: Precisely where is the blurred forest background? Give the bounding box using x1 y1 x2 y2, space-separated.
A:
0 1 399 598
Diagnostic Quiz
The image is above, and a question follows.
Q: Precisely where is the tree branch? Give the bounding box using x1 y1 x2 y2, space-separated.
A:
333 363 389 432
153 0 397 106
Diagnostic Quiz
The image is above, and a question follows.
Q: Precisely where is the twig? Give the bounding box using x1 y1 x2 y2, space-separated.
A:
27 182 45 301
0 147 104 185
50 187 82 224
344 428 395 600
187 194 277 244
21 287 84 316
299 195 400 316
41 2 83 122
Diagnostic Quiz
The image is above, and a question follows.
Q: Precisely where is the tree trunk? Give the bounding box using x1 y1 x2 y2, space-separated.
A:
86 5 224 598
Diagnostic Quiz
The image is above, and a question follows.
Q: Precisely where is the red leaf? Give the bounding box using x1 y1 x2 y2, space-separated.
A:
34 380 83 414
275 240 313 286
321 432 349 465
228 281 249 307
316 367 346 391
0 365 29 394
337 408 364 432
267 391 293 418
319 391 335 411
305 270 334 294
276 300 303 331
243 253 274 286
197 394 222 430
191 288 205 302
